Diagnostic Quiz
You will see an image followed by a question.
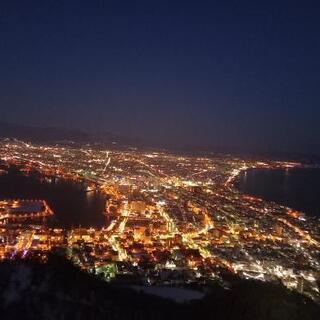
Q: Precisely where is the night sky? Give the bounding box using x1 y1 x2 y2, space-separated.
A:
1 1 319 154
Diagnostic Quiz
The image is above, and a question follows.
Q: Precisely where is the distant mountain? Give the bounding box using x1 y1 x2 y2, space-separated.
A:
0 122 125 145
0 121 90 142
1 122 319 160
0 254 318 320
0 122 161 151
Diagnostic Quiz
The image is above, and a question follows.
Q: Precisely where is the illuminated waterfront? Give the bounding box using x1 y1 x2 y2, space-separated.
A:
0 169 106 228
237 168 320 218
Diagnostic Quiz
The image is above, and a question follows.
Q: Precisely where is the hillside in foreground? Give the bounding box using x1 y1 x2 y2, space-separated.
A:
0 255 319 320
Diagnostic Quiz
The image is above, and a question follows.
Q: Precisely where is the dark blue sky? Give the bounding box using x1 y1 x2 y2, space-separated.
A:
1 0 319 153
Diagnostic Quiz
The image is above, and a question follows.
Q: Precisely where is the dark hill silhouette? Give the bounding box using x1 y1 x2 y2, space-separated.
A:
0 121 90 142
1 121 320 160
0 254 318 320
0 121 129 145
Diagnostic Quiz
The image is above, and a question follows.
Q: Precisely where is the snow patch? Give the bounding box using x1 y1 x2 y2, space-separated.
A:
130 285 205 303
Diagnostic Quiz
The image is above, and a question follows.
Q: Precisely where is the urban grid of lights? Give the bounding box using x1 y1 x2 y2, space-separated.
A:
0 138 319 302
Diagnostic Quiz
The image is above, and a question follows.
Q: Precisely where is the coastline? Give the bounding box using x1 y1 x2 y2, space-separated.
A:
234 166 320 219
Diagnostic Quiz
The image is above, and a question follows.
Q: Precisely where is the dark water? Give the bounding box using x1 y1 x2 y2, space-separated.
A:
0 169 106 228
236 168 320 218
